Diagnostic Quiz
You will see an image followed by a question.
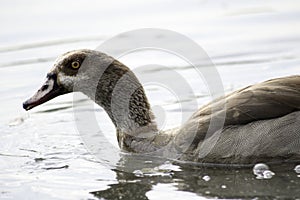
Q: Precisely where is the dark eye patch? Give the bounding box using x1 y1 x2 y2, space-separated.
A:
61 53 86 76
66 55 85 69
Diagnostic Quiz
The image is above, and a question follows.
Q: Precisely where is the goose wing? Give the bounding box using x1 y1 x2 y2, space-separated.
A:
194 75 300 126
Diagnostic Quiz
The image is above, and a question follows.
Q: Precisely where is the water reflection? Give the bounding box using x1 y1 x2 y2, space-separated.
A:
92 172 152 200
92 154 300 199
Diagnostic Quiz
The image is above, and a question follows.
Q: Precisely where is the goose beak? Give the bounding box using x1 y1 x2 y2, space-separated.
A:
23 73 67 111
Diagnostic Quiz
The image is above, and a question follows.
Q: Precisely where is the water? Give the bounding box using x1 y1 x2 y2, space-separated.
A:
1 0 300 199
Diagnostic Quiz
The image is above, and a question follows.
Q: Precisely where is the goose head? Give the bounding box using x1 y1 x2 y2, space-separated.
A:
23 49 116 110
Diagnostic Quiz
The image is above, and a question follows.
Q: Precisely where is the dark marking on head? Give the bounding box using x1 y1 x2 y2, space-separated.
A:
47 72 57 79
59 52 87 76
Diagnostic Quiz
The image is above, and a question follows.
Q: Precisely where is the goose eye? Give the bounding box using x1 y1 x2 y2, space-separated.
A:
71 61 80 69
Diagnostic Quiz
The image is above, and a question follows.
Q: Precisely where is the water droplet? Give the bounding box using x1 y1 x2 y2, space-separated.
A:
202 175 211 181
8 116 25 126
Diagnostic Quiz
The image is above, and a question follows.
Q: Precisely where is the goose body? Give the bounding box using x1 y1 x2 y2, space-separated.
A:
23 49 300 165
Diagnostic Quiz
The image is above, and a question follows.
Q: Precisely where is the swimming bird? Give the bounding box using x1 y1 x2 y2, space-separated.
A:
23 49 300 165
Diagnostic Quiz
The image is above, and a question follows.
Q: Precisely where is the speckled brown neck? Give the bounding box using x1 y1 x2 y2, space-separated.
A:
93 60 158 150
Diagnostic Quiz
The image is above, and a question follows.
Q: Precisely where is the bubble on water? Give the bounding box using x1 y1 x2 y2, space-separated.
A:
253 163 275 179
253 163 269 175
262 170 275 179
204 191 211 195
133 170 144 177
202 175 211 182
294 165 300 173
221 185 227 189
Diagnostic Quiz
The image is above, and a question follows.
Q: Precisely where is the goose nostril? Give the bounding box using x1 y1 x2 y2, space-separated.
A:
41 84 49 91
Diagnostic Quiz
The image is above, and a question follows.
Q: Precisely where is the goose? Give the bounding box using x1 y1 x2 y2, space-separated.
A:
23 49 300 165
